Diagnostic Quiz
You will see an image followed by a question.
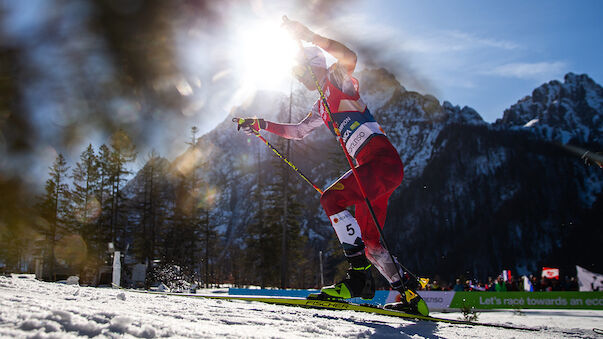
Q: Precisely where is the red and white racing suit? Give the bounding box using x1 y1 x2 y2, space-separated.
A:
265 64 404 284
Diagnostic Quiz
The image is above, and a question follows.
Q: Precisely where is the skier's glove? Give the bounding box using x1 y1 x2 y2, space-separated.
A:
281 16 315 42
233 118 266 135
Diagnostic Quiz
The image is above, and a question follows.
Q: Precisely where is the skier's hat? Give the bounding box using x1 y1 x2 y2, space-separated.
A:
293 46 326 79
296 46 326 69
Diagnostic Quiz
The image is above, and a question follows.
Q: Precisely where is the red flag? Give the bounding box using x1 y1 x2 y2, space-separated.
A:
542 267 559 280
502 270 512 282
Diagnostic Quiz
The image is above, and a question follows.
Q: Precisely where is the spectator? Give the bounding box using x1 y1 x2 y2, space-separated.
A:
540 278 552 291
422 273 581 292
507 277 521 291
486 277 496 291
531 275 540 292
567 277 579 291
552 278 561 291
453 279 464 291
495 277 507 292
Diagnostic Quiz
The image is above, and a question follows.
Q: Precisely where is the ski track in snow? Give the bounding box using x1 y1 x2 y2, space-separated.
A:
1 276 601 338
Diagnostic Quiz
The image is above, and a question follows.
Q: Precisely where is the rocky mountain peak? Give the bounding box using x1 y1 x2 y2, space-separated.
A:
495 73 603 144
357 68 406 112
442 101 485 126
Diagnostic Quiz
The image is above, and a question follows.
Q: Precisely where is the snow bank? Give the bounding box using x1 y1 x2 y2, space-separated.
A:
1 276 601 338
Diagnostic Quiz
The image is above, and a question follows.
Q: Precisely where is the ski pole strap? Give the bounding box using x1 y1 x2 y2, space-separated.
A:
351 263 372 271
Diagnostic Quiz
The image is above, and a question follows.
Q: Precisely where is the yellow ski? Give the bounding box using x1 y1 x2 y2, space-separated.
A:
121 289 538 332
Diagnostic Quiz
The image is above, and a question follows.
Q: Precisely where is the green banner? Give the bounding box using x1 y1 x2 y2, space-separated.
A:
450 292 603 310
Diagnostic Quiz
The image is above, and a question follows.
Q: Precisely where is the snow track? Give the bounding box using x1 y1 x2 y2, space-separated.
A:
1 276 601 338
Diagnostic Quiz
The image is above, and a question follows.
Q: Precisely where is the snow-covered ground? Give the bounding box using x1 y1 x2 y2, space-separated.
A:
1 276 601 338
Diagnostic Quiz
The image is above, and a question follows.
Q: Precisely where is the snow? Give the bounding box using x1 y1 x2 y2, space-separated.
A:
1 276 602 338
523 119 539 128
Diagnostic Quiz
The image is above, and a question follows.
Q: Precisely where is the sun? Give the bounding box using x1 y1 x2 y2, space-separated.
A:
233 21 300 93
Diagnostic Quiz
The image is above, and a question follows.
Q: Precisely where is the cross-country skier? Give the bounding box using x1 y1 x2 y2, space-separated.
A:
234 17 428 316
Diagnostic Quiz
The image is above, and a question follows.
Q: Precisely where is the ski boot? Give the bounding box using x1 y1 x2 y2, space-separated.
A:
310 255 375 300
384 274 430 316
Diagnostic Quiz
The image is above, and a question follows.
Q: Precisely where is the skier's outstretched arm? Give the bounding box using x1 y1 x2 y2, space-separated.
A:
282 17 357 74
311 35 357 74
234 111 322 140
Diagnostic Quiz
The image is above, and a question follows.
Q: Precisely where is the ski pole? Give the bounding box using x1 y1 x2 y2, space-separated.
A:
295 39 421 289
233 118 324 194
557 143 603 168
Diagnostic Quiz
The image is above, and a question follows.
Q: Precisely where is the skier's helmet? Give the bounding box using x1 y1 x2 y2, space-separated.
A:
292 46 326 79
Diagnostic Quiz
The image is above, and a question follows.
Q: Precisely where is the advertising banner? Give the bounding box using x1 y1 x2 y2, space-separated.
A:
228 289 603 310
383 290 455 311
450 292 603 310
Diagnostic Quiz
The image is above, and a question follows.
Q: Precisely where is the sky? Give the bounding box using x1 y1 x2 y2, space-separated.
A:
352 0 603 121
2 0 602 186
185 0 603 128
176 0 603 129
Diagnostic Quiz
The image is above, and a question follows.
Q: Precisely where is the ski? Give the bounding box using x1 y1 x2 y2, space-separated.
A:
116 287 538 332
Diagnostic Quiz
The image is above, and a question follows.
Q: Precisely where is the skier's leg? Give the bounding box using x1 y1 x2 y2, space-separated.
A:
352 168 429 315
319 167 379 300
357 193 414 289
358 193 404 284
320 171 362 255
321 158 396 261
318 140 402 300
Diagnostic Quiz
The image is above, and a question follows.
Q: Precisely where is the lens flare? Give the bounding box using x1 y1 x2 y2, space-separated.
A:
201 186 219 208
175 148 203 176
55 234 88 266
232 20 299 93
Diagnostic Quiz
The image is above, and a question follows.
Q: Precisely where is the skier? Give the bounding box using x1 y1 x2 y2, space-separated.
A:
235 17 428 316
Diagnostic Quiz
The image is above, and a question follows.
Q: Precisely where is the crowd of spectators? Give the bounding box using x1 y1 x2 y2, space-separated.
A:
420 275 579 292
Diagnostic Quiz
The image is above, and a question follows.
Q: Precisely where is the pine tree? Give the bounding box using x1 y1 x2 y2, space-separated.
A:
242 131 309 288
107 130 136 250
196 181 221 287
265 135 307 288
184 126 204 283
280 97 293 289
96 144 113 248
71 144 102 282
163 177 196 265
153 127 214 287
129 151 170 287
180 126 221 287
244 142 273 287
36 154 71 281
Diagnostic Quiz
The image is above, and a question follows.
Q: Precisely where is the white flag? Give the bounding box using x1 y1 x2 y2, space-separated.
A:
522 276 533 292
576 265 603 291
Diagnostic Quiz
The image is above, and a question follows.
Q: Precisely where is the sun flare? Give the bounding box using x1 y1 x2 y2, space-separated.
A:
233 21 300 93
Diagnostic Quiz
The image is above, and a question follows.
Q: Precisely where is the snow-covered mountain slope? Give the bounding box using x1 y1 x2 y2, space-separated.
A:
495 73 603 145
1 276 602 338
355 68 487 184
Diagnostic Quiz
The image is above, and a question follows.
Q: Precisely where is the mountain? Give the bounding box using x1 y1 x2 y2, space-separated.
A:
495 73 603 145
127 70 603 283
386 73 603 280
